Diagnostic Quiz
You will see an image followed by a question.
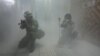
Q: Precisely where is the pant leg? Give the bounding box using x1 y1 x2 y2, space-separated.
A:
27 37 36 53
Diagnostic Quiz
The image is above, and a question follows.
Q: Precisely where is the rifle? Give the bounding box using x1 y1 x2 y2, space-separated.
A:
18 20 27 29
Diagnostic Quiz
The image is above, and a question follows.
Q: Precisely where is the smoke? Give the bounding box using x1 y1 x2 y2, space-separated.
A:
1 0 100 56
70 0 100 56
32 0 70 47
0 0 26 54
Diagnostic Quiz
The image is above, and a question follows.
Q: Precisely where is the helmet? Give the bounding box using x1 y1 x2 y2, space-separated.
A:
24 11 32 18
64 13 72 20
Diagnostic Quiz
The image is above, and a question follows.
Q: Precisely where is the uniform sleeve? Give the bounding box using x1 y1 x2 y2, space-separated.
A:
32 19 38 30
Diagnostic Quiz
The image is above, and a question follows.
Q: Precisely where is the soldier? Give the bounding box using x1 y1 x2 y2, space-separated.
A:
18 11 38 53
61 13 73 28
59 13 77 46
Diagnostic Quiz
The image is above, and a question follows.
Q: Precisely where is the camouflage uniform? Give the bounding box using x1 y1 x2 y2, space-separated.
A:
59 14 77 45
18 11 38 53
